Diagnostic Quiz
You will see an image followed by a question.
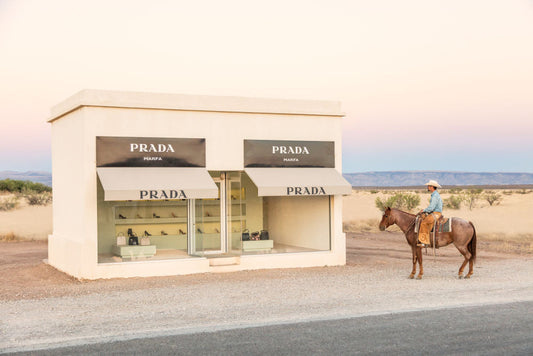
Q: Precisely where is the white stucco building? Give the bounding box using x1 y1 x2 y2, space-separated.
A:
48 89 351 279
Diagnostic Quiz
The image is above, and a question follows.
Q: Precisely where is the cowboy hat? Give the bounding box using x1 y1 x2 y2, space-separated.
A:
424 180 442 188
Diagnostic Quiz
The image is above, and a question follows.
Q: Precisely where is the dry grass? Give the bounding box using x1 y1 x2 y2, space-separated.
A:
0 196 20 211
478 233 533 254
343 219 401 233
0 231 47 242
0 232 19 242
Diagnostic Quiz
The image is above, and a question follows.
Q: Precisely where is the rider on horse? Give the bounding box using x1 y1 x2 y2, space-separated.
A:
417 180 443 247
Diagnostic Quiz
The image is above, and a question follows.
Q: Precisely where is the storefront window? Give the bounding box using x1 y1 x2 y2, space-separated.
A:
97 170 332 263
97 179 190 263
241 173 331 254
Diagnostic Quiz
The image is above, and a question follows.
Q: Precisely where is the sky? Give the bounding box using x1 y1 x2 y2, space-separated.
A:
1 0 532 173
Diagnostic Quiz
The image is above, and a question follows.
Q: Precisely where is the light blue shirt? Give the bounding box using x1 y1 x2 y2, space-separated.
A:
423 190 443 213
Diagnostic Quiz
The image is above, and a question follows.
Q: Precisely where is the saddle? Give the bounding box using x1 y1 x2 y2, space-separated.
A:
415 214 452 233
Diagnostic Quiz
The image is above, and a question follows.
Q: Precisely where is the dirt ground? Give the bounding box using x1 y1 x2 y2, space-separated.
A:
1 232 529 302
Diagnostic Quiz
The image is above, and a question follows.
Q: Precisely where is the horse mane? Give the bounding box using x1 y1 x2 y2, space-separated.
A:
390 208 416 218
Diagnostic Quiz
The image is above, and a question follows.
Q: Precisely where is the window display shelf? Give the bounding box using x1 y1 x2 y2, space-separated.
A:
115 217 187 225
198 216 245 222
146 234 187 238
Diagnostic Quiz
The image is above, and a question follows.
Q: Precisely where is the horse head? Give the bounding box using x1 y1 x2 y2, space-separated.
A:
379 207 394 231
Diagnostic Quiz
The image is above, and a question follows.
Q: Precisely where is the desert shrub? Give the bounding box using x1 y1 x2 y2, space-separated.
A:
375 193 420 212
0 179 51 193
19 188 52 206
0 232 18 241
449 188 463 194
484 191 502 206
502 190 513 195
444 195 463 209
517 189 533 195
463 189 483 210
369 190 379 194
0 196 20 211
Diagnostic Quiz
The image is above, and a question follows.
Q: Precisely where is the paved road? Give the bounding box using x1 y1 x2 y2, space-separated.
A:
10 301 533 355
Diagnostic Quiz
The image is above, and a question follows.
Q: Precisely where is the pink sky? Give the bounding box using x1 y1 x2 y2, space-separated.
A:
1 0 532 173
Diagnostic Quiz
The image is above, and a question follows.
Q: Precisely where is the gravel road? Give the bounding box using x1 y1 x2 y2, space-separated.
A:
1 233 532 353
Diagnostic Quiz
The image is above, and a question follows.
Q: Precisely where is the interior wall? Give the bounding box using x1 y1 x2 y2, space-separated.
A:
265 196 330 250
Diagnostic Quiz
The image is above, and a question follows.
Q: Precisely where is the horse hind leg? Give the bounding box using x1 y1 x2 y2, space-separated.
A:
455 246 472 279
458 258 468 279
465 258 474 279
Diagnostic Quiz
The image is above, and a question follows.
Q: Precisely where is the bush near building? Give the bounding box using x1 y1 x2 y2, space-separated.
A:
0 179 51 193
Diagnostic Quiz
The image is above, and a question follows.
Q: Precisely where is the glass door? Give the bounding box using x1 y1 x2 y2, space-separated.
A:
188 171 244 257
190 181 223 256
227 172 244 254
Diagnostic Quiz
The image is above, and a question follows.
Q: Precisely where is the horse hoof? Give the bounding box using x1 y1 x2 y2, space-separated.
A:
465 275 472 279
416 275 423 280
458 275 464 279
408 274 415 279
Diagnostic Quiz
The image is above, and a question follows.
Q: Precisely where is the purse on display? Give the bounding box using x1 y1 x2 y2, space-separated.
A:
259 230 269 240
116 232 126 246
251 231 260 241
242 229 250 241
140 236 150 246
128 229 139 245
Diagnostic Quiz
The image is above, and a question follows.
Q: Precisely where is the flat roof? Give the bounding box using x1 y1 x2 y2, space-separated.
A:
48 89 344 123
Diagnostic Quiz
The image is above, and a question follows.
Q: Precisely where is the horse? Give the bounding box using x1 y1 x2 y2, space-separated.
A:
379 207 477 279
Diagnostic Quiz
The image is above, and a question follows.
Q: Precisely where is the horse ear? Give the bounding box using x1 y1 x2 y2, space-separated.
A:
386 207 391 212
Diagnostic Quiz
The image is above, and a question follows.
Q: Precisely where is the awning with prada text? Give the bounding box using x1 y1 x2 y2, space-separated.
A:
244 168 352 196
96 167 218 201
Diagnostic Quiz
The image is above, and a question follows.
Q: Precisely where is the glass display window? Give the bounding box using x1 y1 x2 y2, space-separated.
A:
97 179 190 263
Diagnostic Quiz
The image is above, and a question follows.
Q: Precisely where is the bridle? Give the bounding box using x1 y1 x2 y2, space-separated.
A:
383 209 417 233
382 212 393 227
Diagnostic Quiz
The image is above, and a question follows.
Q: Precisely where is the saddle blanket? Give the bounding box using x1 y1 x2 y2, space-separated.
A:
436 217 452 233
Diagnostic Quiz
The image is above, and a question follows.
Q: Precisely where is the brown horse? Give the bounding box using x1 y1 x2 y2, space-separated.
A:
379 207 477 279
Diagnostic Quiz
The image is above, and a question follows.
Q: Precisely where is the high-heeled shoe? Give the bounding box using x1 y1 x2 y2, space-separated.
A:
153 213 160 218
136 214 143 219
179 229 186 235
144 230 152 236
118 214 127 219
214 228 220 233
171 212 178 218
205 211 211 217
161 230 168 235
197 228 204 234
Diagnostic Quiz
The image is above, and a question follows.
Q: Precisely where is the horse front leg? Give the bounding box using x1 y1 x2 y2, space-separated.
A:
416 247 424 279
409 247 417 279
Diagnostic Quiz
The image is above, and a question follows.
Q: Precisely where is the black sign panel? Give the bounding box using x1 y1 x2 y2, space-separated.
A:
96 137 206 167
244 140 335 168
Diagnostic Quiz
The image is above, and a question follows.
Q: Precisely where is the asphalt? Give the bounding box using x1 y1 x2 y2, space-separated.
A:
9 300 533 356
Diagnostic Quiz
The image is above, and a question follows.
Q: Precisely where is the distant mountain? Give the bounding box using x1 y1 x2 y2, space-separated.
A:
343 171 533 187
2 170 533 189
0 171 52 186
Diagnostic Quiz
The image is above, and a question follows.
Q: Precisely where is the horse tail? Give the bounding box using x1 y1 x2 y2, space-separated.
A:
468 222 477 264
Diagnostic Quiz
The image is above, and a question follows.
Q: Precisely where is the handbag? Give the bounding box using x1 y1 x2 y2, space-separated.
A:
116 232 126 246
259 230 269 240
128 233 139 246
140 236 150 246
242 229 250 241
251 231 260 241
